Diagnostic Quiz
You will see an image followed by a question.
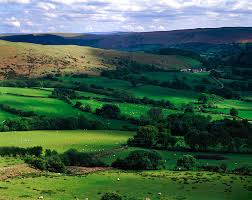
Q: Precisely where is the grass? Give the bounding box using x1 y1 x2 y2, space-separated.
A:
0 170 250 200
211 100 252 120
0 110 17 122
128 85 199 106
0 130 134 153
0 157 23 168
0 94 83 118
102 147 252 170
0 93 135 130
0 87 50 97
73 99 181 119
60 76 131 90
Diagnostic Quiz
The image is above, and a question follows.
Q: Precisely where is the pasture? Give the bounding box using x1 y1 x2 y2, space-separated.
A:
0 130 134 153
73 99 180 119
0 170 251 200
128 85 199 106
102 147 252 170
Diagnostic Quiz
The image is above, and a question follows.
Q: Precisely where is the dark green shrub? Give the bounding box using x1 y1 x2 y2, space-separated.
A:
46 155 66 173
176 155 197 170
112 150 163 170
25 156 46 170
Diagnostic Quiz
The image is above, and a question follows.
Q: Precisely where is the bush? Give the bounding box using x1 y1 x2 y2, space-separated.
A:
46 155 66 173
25 154 66 173
25 156 46 170
233 165 252 175
176 155 197 170
101 192 122 200
61 149 106 167
112 150 163 170
0 146 43 157
96 104 121 119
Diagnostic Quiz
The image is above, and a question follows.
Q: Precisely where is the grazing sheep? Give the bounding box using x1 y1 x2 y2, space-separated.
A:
158 192 162 195
38 196 43 199
117 178 120 181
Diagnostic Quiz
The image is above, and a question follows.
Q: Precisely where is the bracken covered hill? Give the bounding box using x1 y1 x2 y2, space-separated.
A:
0 40 201 79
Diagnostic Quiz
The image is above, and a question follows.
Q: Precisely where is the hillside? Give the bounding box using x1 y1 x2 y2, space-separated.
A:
1 27 252 50
0 40 201 79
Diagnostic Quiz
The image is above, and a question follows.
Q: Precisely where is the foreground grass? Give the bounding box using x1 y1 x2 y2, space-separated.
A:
0 130 134 153
0 170 251 200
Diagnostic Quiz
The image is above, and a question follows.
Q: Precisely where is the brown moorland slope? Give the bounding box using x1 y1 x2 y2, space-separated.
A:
0 40 201 79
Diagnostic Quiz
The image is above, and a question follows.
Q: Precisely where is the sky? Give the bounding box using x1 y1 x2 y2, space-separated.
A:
0 0 252 33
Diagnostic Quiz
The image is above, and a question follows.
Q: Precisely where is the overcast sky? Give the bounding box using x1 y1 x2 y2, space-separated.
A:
0 0 252 33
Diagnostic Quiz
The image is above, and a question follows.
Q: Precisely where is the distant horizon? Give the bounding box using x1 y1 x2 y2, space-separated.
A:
1 26 252 35
1 0 252 33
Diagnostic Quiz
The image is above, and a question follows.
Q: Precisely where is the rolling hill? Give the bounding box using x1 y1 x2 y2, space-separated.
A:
1 27 252 50
0 40 201 79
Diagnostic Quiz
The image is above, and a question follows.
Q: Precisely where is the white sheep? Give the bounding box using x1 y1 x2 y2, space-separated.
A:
38 196 43 199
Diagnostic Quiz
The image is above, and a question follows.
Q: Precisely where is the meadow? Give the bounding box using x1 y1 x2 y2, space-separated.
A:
0 130 134 153
0 170 251 200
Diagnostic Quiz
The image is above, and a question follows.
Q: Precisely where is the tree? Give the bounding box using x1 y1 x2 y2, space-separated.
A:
176 155 197 170
230 108 238 117
112 150 163 170
147 107 164 122
198 94 208 104
74 101 82 108
130 125 159 147
96 104 121 119
101 192 122 200
184 104 194 113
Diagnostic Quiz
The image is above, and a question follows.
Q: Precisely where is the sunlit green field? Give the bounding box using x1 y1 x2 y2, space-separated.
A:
0 170 251 200
0 87 50 97
73 99 181 118
0 130 134 153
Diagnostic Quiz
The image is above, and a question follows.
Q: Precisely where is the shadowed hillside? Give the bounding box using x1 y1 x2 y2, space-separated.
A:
1 27 252 50
0 40 201 79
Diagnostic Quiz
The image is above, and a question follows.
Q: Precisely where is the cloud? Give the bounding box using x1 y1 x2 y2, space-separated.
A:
37 2 56 11
5 17 21 27
0 0 252 33
0 0 30 3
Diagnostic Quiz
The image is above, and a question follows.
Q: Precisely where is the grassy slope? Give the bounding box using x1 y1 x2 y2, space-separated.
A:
0 130 134 153
0 170 251 200
0 87 51 97
0 40 201 79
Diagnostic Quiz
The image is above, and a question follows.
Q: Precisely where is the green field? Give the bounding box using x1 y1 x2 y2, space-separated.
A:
102 147 252 170
0 130 134 153
128 85 199 106
0 87 50 97
73 99 180 119
0 170 251 200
